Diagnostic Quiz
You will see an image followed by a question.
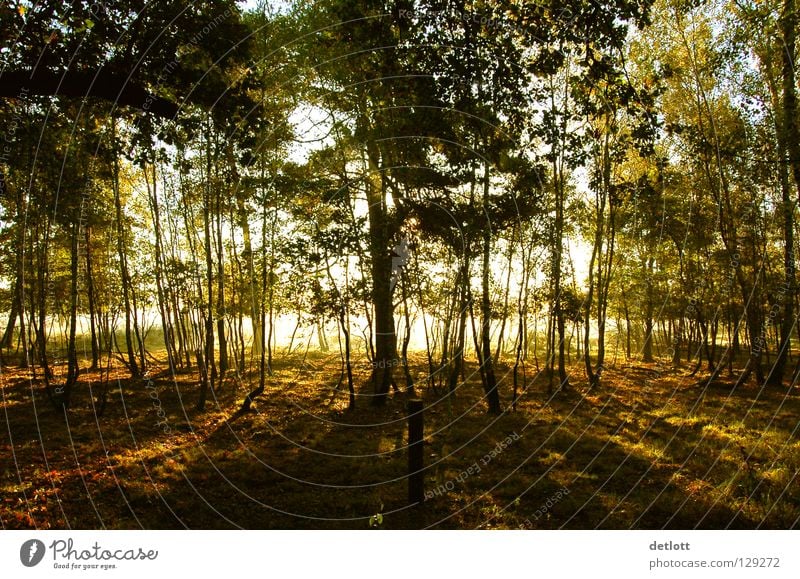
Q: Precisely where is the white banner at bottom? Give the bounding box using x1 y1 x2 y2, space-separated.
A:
1 530 797 578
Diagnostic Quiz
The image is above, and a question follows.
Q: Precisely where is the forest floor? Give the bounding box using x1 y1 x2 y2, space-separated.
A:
1 352 799 529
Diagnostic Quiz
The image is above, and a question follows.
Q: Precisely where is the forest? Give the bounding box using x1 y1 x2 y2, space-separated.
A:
1 0 799 529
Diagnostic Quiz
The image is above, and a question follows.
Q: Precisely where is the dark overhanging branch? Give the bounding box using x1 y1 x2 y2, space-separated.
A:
0 69 179 119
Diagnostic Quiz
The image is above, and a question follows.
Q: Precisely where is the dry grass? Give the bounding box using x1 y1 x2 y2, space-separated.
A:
1 353 799 529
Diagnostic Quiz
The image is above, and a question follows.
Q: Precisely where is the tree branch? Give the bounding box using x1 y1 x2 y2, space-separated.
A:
0 69 179 118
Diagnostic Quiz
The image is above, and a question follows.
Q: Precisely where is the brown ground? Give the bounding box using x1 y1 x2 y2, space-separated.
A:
1 352 799 529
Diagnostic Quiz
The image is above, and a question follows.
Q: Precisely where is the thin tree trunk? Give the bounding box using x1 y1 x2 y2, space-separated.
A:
1 275 20 350
62 222 80 407
240 192 271 412
643 257 655 363
145 161 176 373
781 0 800 204
112 120 140 378
762 33 796 385
400 269 414 394
84 224 100 370
479 160 501 413
214 157 228 375
266 208 277 374
494 233 515 362
448 257 469 394
199 127 217 410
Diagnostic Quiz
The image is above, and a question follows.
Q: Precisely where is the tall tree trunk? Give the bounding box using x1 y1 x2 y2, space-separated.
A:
84 225 100 370
672 316 683 367
623 296 632 360
512 229 531 410
112 120 139 378
35 219 52 381
214 167 228 375
364 131 396 405
494 233 515 362
583 191 603 387
1 274 20 350
448 257 469 395
400 269 414 394
643 257 655 363
781 0 800 203
595 127 616 377
63 222 80 407
317 322 329 352
145 162 176 373
130 281 147 374
236 194 261 358
199 129 217 410
240 195 271 411
322 244 355 410
764 17 797 385
766 148 795 385
479 161 501 413
266 208 276 374
15 283 29 368
3 186 28 364
553 161 570 391
227 203 246 372
584 251 598 389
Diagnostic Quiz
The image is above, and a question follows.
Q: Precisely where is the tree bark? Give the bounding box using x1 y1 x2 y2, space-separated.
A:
111 120 140 377
84 225 100 370
479 160 501 413
0 69 178 118
780 0 800 203
364 130 397 405
643 257 655 363
63 222 80 407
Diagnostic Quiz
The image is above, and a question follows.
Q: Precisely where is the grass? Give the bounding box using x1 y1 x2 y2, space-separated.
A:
1 352 799 529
